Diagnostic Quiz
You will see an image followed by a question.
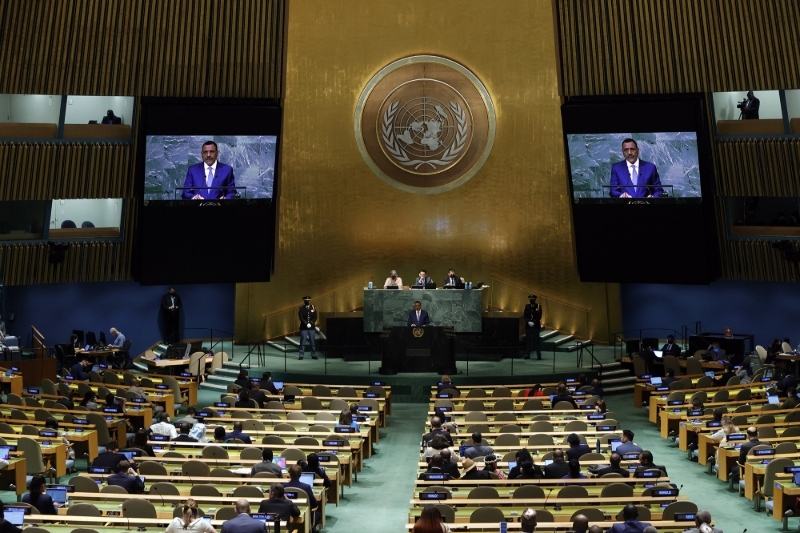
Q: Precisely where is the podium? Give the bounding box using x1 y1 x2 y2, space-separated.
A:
378 326 456 375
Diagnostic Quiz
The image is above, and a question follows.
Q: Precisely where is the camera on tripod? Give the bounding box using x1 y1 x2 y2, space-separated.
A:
736 99 748 110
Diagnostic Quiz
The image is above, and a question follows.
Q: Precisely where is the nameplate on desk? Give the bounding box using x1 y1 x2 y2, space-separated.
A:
639 375 651 379
214 402 228 408
73 418 88 425
595 425 616 431
705 421 721 428
106 511 121 517
651 488 678 497
323 440 346 447
673 513 696 522
104 416 113 421
64 375 75 380
622 453 640 460
335 426 355 433
687 410 703 416
156 385 168 390
353 416 367 423
761 377 772 382
131 397 146 403
436 406 452 412
667 400 683 406
357 406 370 412
249 377 261 383
316 454 332 462
587 414 605 420
371 381 385 386
727 434 746 441
754 449 775 456
655 387 669 392
195 412 209 418
580 404 595 409
49 484 75 492
365 392 378 398
103 407 122 414
284 491 299 500
26 388 40 394
39 431 57 438
10 367 19 372
151 435 168 441
565 378 577 383
89 467 111 474
180 372 192 378
761 459 772 464
436 393 452 399
99 364 108 369
421 473 449 481
419 491 449 500
572 391 586 396
250 513 278 523
640 470 659 477
785 466 800 473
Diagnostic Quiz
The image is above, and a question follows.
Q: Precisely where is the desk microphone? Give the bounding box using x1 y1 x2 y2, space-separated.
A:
154 485 165 508
543 487 553 508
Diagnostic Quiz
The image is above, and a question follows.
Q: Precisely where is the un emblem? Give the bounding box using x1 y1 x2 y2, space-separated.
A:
355 56 495 194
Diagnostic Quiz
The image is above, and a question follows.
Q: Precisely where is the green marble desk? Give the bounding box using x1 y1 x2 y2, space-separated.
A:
363 288 485 332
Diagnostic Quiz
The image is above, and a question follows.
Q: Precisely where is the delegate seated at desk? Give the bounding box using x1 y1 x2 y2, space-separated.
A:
443 269 464 289
407 301 430 327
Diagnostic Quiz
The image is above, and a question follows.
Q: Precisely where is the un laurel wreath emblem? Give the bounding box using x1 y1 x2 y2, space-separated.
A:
412 327 425 338
355 55 496 194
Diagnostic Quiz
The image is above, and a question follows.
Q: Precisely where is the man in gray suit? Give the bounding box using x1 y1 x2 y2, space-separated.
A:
221 499 267 533
682 510 723 533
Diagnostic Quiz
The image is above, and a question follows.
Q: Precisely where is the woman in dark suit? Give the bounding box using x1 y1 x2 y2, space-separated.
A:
301 453 331 488
22 476 57 514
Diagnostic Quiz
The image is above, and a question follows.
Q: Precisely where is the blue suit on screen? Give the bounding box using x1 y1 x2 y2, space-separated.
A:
609 159 662 198
182 162 236 199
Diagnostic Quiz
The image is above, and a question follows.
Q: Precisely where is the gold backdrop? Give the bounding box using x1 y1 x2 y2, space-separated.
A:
236 0 622 343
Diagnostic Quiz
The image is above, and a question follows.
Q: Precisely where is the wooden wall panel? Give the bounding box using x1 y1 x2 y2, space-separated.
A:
0 0 286 285
557 0 800 96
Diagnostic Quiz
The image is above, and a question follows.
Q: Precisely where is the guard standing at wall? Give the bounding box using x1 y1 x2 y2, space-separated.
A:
524 294 543 360
298 296 318 360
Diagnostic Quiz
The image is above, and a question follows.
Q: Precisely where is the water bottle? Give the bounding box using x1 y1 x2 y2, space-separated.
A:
368 281 373 289
596 439 601 453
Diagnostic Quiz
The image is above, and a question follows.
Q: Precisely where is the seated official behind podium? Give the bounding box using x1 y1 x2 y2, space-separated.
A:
407 301 430 327
182 140 236 200
384 269 403 289
101 109 121 124
413 269 433 287
443 269 464 289
661 335 681 357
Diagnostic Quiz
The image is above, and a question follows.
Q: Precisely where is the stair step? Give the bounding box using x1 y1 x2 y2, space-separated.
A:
285 336 300 347
604 384 636 394
565 340 592 352
600 369 631 377
200 382 228 391
540 330 559 340
267 341 288 352
601 376 637 385
551 335 575 346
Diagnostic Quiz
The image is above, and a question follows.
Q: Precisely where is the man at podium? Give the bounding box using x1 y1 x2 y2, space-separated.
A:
407 301 430 327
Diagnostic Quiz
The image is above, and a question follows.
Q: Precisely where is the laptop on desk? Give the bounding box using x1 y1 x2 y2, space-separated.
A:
649 377 662 386
411 283 437 289
652 350 663 359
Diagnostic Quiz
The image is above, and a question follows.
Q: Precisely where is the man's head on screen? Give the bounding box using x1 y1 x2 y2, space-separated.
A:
622 138 639 164
201 141 219 166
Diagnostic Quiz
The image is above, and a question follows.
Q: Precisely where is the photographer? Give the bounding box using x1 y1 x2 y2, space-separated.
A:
738 90 760 119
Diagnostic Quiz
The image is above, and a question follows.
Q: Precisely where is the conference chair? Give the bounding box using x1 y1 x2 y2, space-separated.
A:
336 386 356 397
21 425 40 436
572 508 605 521
632 354 646 377
274 423 296 432
294 437 319 446
469 507 504 523
182 460 210 477
191 485 222 497
685 358 704 375
781 426 800 437
662 502 698 520
239 448 263 460
601 483 633 497
466 424 491 434
422 486 451 498
314 411 336 422
494 412 516 422
230 410 255 420
262 435 285 445
67 503 102 517
18 437 54 482
6 393 23 406
138 461 168 476
439 387 459 398
712 390 729 402
494 434 520 447
33 409 52 422
122 499 157 523
281 448 307 462
513 485 544 499
759 458 794 513
558 485 588 498
463 400 487 412
466 388 487 398
327 399 348 411
210 468 233 478
616 507 651 521
498 424 521 434
151 482 181 496
492 399 514 411
40 379 57 396
528 434 553 446
302 397 324 410
69 475 100 493
242 419 265 432
492 387 512 397
233 486 264 498
433 400 454 410
468 486 499 499
564 420 588 432
464 411 488 422
308 425 329 433
521 399 543 411
553 401 576 410
100 485 129 498
312 385 332 396
215 507 237 520
735 388 752 401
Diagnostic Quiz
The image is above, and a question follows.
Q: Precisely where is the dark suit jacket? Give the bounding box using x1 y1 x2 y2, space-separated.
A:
461 468 491 480
443 276 464 288
70 363 87 380
566 444 592 461
609 159 662 198
182 162 236 199
551 393 577 409
738 438 761 465
544 459 571 479
422 429 453 447
441 460 461 479
173 434 198 442
225 431 252 444
714 372 736 387
258 497 300 520
221 513 268 533
92 452 126 471
660 342 681 356
407 309 430 327
286 480 317 510
107 472 144 494
524 303 542 329
595 465 630 478
743 96 760 119
0 519 21 533
607 519 651 533
634 464 668 477
161 293 182 315
414 276 433 286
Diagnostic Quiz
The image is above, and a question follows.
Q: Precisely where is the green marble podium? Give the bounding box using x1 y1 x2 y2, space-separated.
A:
363 288 484 332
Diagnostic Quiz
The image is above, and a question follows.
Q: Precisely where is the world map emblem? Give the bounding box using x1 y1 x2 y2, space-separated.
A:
355 56 496 194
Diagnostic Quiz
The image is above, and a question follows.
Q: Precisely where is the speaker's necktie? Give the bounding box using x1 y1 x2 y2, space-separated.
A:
207 167 214 198
632 165 639 196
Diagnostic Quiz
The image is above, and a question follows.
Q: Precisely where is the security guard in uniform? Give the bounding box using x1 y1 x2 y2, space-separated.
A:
524 294 543 360
298 296 318 360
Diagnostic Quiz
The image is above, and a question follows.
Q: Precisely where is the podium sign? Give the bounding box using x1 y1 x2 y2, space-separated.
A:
724 327 733 338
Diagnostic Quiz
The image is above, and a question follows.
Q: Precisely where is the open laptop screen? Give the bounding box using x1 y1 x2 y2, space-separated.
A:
652 350 663 359
46 487 68 504
768 395 780 405
649 377 662 385
299 473 315 486
5 508 25 526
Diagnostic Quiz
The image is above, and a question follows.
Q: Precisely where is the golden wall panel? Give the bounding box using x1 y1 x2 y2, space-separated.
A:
556 0 800 96
0 0 286 284
236 0 622 343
